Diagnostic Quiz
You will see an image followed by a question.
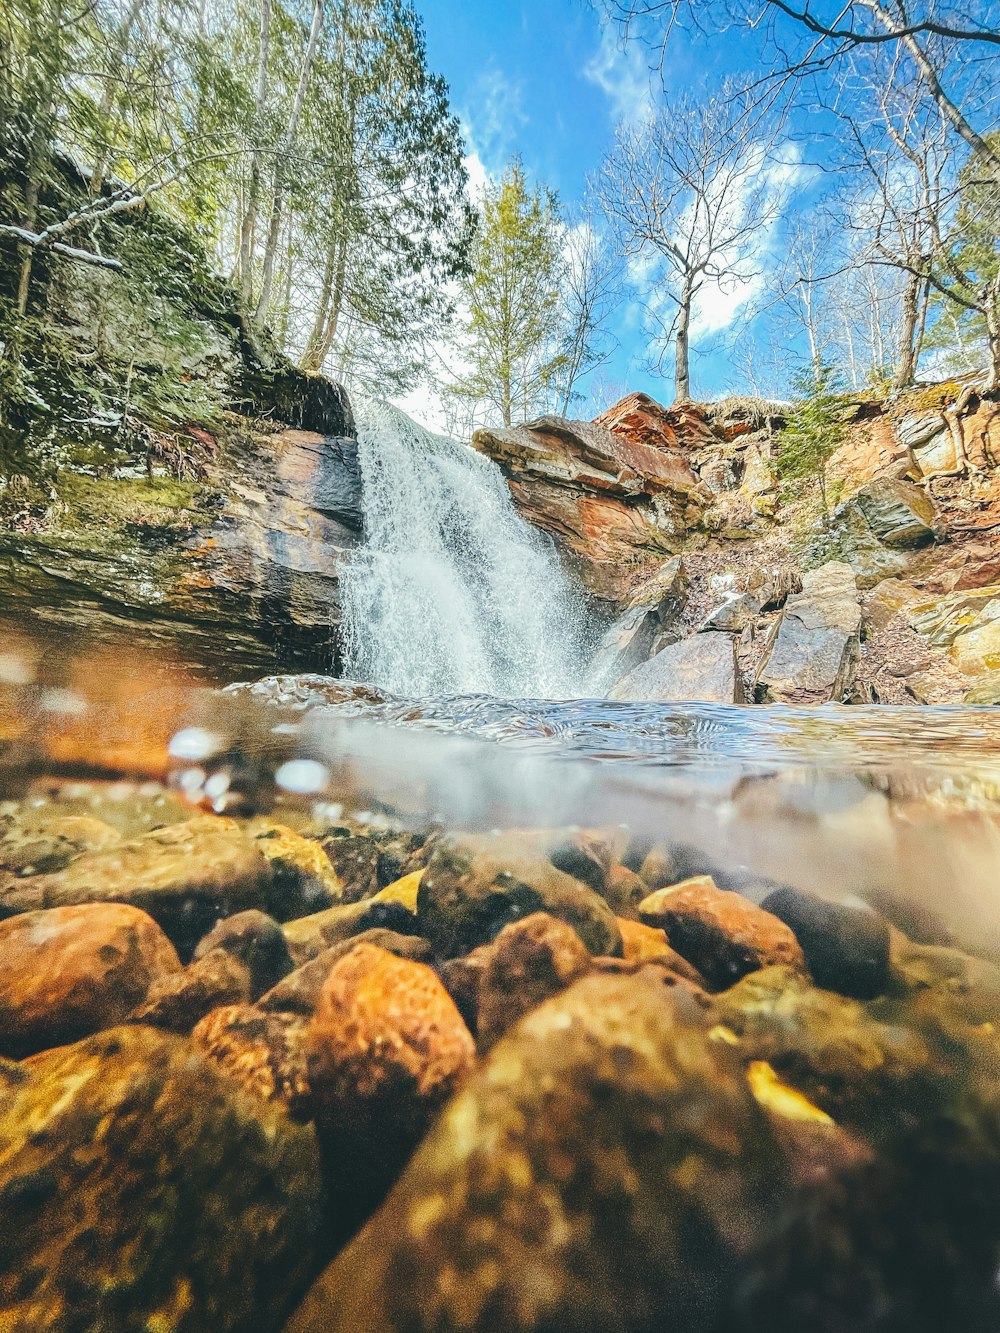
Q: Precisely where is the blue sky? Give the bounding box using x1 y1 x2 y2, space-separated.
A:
409 0 818 418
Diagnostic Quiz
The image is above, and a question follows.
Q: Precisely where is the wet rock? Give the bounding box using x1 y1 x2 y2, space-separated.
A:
965 672 1000 704
586 556 688 687
761 887 891 999
418 832 621 959
307 943 475 1221
0 902 181 1057
617 916 705 981
259 929 434 1016
602 862 650 913
854 476 937 548
476 912 592 1050
193 908 293 998
609 630 745 703
286 969 787 1333
637 842 680 888
192 1004 312 1119
436 947 492 1035
639 876 806 989
546 826 629 895
0 1025 321 1331
367 868 424 911
318 824 423 903
248 821 344 917
127 947 252 1033
282 897 420 966
890 938 1000 1028
709 966 940 1134
0 813 121 876
862 886 954 947
755 562 861 703
0 816 274 957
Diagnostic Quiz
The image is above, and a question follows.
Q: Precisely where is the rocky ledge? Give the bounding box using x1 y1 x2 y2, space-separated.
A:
475 377 1000 705
2 772 1000 1330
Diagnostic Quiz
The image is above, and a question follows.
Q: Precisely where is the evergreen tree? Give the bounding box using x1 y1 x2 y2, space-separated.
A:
449 159 565 428
778 361 851 538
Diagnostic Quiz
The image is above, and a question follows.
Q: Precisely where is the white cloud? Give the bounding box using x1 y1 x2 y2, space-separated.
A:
460 67 528 173
583 23 656 126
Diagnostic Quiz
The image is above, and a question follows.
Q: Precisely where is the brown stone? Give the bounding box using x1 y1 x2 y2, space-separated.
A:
282 897 421 966
638 877 807 989
128 947 252 1033
476 912 592 1050
259 928 435 1016
192 1003 312 1119
307 943 475 1215
0 902 180 1056
193 908 293 998
616 916 704 983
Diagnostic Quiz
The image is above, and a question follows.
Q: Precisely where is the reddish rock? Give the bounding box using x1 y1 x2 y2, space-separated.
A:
638 877 807 989
0 902 181 1056
476 912 592 1050
616 917 704 983
308 943 475 1215
192 1004 312 1119
596 392 718 456
259 928 435 1016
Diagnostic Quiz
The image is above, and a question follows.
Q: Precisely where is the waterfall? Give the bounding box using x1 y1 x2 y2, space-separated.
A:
339 398 591 698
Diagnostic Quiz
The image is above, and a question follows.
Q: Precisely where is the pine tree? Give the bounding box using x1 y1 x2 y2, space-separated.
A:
778 361 851 538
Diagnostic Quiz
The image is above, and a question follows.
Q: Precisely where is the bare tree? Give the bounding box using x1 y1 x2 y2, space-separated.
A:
596 84 786 402
556 207 622 415
606 1 1000 172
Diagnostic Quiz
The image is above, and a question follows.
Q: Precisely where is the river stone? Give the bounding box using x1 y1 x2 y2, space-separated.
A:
755 562 861 703
639 877 806 989
761 887 891 1000
417 832 622 959
854 477 936 548
286 969 787 1333
193 908 293 998
247 821 345 917
307 943 475 1222
608 630 745 703
282 897 421 965
476 912 592 1050
0 1025 321 1331
0 902 181 1057
127 947 252 1032
192 1004 313 1119
259 928 435 1015
0 812 121 876
0 817 274 957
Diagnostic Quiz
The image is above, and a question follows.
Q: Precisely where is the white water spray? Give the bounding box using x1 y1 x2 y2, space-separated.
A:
339 399 591 698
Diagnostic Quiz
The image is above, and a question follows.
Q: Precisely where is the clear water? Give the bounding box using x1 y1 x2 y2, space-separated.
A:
338 399 593 698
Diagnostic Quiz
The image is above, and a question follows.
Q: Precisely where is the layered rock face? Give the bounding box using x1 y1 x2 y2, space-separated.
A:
478 379 1000 706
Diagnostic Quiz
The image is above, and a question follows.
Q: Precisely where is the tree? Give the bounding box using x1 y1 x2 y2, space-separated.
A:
555 205 622 415
596 84 786 402
778 360 850 534
448 160 565 428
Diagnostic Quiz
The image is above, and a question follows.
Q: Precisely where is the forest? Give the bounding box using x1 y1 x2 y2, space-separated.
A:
0 0 998 466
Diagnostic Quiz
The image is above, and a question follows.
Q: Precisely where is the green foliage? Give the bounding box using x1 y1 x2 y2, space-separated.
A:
778 361 852 549
448 159 566 428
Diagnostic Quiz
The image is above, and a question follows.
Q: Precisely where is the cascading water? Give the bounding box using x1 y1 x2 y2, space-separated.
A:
339 398 591 698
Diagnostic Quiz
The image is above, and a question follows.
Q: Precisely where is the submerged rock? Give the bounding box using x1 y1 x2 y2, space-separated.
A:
0 902 180 1057
193 908 293 999
192 1003 313 1119
761 887 891 999
259 928 434 1016
0 1025 321 1331
281 896 421 965
286 969 786 1333
307 943 475 1219
127 947 252 1033
0 817 274 956
475 912 592 1050
417 832 622 958
0 812 121 876
639 877 806 989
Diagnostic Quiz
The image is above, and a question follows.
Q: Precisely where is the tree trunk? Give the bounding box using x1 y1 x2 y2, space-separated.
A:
254 0 323 327
892 266 921 390
89 0 144 197
674 283 692 403
237 0 272 303
986 280 1000 394
301 235 347 372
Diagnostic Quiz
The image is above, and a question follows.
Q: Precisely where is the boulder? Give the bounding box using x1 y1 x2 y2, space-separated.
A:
286 970 787 1333
0 1025 321 1331
307 943 475 1218
0 902 181 1056
417 832 622 959
638 876 807 989
755 562 861 703
853 477 936 548
586 556 688 688
609 631 745 703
